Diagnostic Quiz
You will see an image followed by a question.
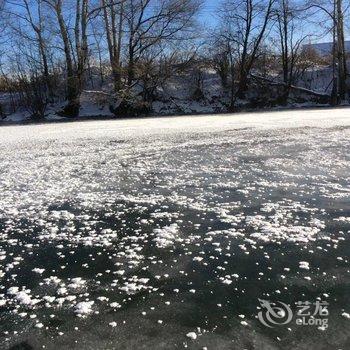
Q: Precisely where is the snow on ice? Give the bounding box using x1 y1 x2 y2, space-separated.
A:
0 111 349 348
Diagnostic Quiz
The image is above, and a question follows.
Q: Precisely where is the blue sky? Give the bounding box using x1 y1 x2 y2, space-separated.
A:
199 0 220 27
2 0 339 44
199 0 340 43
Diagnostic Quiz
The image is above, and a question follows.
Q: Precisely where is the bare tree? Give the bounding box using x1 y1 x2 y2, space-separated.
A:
101 0 124 92
335 0 347 101
220 0 275 99
124 0 201 90
211 39 230 89
5 0 54 100
275 0 309 103
0 0 5 118
303 0 348 102
210 32 238 108
90 19 107 87
43 0 90 116
1 0 345 120
2 0 57 117
75 0 89 91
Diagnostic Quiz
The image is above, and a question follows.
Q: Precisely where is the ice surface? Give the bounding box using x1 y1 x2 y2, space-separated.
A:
0 110 349 349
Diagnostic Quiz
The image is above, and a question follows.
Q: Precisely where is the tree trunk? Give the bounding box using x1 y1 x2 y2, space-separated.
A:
128 37 135 87
114 0 124 92
55 0 80 116
102 0 123 93
336 0 347 100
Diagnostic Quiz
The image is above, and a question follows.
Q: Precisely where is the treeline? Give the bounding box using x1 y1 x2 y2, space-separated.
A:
0 0 348 119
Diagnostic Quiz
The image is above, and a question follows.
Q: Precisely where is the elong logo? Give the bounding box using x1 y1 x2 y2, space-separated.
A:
257 299 329 330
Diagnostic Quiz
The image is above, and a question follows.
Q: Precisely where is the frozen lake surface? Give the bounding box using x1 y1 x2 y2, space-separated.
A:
0 109 350 349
